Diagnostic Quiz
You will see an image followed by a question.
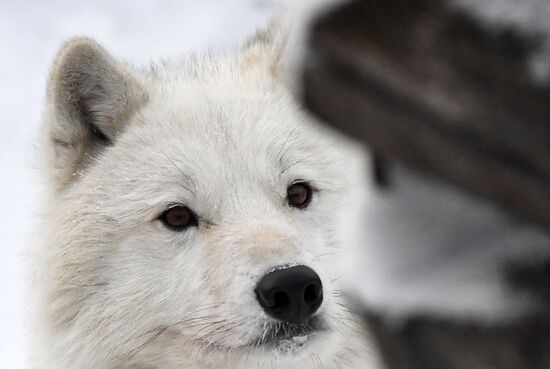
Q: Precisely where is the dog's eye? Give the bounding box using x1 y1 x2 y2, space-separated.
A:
287 182 312 209
160 205 198 231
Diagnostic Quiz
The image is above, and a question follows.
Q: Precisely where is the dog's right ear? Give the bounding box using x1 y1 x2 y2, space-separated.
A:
45 37 147 190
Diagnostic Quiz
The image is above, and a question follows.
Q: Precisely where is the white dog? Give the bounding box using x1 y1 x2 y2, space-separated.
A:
30 24 375 369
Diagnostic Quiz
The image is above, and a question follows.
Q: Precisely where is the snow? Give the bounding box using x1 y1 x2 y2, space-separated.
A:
347 165 550 323
276 335 309 355
0 1 279 368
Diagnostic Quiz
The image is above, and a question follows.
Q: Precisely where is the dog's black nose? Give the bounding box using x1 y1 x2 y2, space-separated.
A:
255 265 323 324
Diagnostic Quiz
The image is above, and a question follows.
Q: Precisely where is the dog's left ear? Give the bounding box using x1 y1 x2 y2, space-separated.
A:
242 21 288 76
45 37 147 190
243 18 308 92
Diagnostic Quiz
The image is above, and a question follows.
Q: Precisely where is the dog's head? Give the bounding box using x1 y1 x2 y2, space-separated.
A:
33 29 369 369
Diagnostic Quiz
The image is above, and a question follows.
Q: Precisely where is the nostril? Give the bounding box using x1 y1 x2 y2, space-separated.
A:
304 283 321 304
272 291 290 310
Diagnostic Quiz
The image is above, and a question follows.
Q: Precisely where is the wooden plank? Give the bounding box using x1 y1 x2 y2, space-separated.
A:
365 312 550 369
301 0 550 229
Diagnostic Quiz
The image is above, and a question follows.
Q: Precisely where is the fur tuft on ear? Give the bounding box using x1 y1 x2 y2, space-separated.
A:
45 37 147 189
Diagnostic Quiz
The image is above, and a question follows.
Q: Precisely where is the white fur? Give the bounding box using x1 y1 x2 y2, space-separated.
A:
30 25 377 369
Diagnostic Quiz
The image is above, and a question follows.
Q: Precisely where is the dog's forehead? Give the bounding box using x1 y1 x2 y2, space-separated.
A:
108 79 318 195
134 54 309 151
93 57 359 207
140 80 308 158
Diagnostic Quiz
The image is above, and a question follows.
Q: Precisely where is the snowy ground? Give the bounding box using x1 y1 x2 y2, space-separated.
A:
0 1 279 368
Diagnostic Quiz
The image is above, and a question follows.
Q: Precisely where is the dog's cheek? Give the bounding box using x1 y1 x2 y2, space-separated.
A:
95 234 187 340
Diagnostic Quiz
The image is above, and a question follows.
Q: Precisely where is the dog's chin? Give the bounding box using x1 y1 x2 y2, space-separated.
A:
247 315 329 356
183 315 329 360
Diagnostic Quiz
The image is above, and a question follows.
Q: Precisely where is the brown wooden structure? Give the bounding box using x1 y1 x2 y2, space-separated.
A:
302 0 550 229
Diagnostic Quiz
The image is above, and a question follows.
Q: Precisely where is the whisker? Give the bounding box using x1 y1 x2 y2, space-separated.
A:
118 325 170 365
330 273 346 284
314 351 325 369
156 148 196 195
275 121 302 166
